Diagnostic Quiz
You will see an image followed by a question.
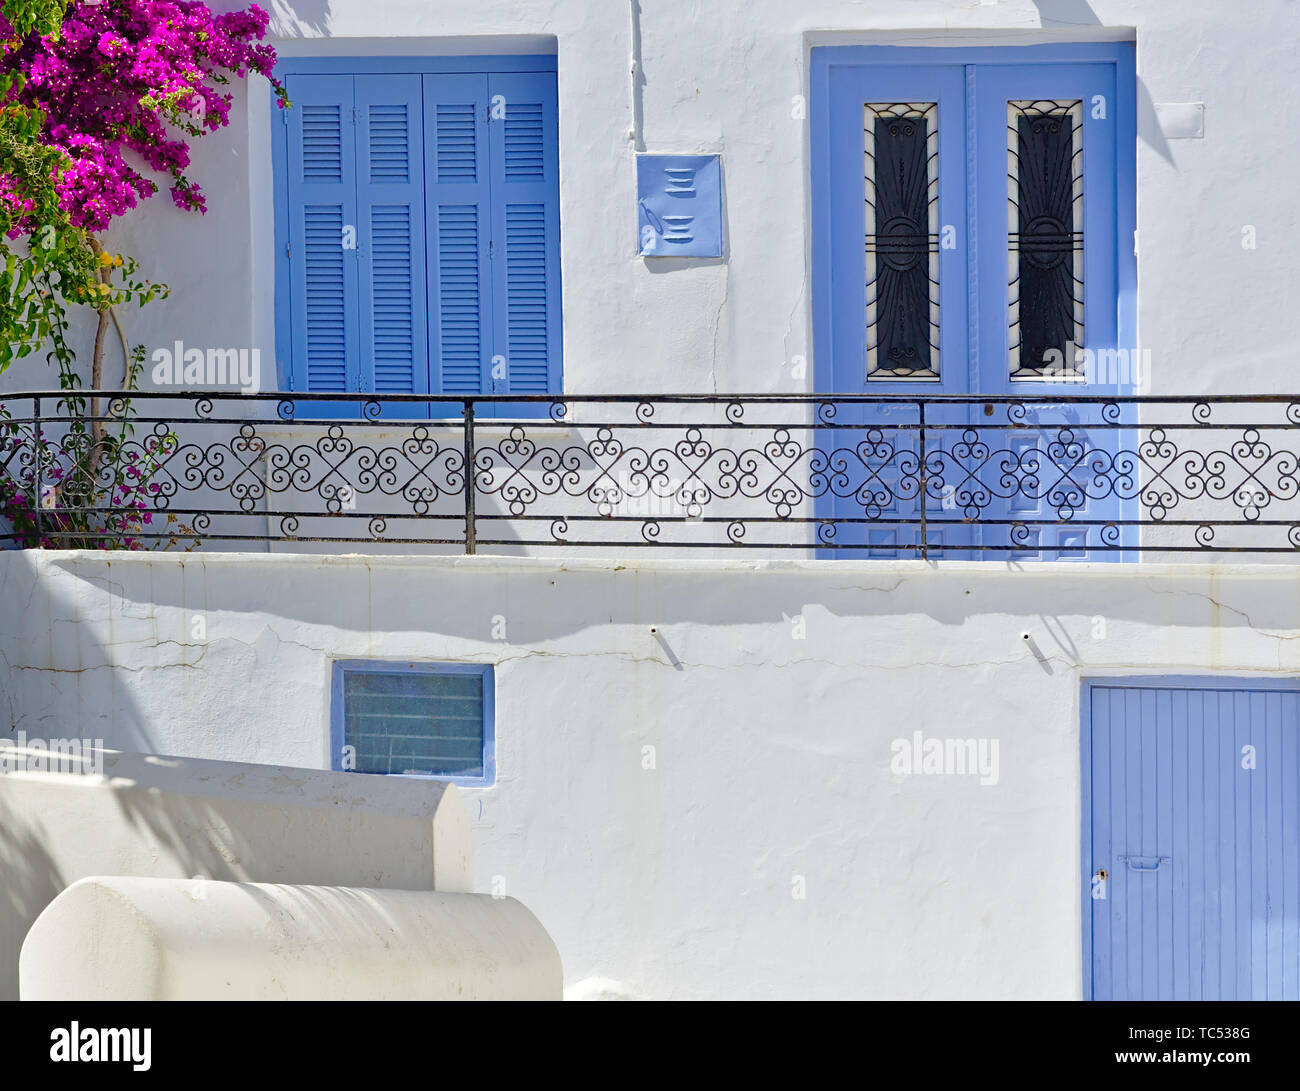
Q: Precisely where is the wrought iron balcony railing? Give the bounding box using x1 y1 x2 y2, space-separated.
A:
1 390 1298 557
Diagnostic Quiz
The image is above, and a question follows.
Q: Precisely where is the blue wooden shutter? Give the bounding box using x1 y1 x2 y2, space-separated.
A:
355 75 429 412
284 74 360 395
487 72 562 410
422 74 492 407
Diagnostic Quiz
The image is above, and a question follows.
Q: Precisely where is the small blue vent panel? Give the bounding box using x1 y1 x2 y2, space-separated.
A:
636 153 722 258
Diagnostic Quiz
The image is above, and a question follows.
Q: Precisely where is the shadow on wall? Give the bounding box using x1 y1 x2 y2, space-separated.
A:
266 3 331 39
0 548 287 998
0 795 63 978
0 543 147 999
36 552 1300 655
1026 1 1174 163
0 548 156 754
1029 0 1101 26
0 766 265 1000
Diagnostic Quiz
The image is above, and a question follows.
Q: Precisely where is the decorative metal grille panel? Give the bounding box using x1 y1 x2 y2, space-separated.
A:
865 103 939 380
4 392 1299 557
1007 100 1084 379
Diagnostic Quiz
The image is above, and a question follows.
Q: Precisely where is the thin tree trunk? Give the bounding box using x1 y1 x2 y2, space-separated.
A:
41 237 131 541
87 236 110 454
85 236 133 450
80 236 129 509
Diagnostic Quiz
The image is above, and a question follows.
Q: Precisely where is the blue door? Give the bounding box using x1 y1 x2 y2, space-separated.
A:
1084 679 1300 1000
812 57 969 556
810 44 1136 558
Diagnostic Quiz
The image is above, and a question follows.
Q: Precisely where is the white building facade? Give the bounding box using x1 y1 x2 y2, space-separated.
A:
2 1 1300 999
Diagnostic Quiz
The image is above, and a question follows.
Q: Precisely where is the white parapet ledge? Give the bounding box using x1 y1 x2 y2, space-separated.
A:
21 547 1300 584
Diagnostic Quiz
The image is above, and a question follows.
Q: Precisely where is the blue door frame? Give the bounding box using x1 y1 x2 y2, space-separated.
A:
809 44 1137 559
1081 676 1300 1001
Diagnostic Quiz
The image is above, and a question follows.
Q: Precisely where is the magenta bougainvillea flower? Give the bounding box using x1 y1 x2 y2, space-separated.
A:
1 0 284 233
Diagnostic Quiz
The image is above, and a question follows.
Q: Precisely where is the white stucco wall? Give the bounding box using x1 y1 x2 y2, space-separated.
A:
3 548 1297 999
1 0 1297 398
0 1 1296 1001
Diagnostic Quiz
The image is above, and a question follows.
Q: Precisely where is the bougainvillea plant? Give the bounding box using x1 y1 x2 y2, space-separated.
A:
10 0 287 232
0 0 286 548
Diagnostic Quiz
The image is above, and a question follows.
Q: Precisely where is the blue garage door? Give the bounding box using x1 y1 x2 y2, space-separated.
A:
1084 680 1300 1000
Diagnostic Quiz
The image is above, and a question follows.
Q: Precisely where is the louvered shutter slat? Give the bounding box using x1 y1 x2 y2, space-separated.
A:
423 74 492 408
285 75 361 399
488 72 562 408
355 76 428 413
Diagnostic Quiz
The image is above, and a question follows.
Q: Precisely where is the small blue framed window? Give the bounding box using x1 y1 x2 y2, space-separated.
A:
330 660 495 785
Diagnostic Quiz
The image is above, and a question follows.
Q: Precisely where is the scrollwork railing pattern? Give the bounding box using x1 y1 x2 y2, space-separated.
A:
2 392 1298 555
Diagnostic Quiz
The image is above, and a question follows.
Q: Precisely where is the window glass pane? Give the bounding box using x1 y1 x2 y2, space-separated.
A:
1007 100 1084 379
343 669 484 777
864 102 939 380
